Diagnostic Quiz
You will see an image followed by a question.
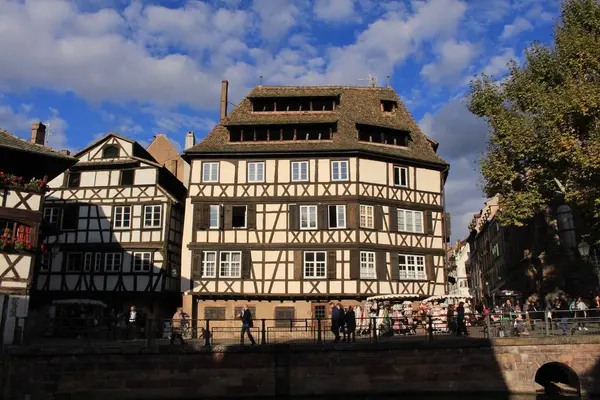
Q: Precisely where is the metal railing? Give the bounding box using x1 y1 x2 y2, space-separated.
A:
9 309 600 347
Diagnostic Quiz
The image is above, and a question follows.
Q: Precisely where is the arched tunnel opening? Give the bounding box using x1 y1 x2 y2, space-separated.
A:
535 362 581 397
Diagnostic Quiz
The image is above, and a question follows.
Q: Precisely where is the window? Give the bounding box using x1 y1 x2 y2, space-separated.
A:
219 251 242 278
44 207 60 226
300 205 317 230
40 253 51 272
303 251 326 279
234 307 257 319
394 166 408 187
328 205 346 229
331 160 349 181
94 253 102 272
252 97 337 112
313 304 326 320
275 307 296 328
114 206 131 229
102 145 120 158
133 252 152 272
16 225 32 244
84 253 93 272
360 251 376 279
232 206 247 228
204 307 226 320
209 205 220 229
202 162 219 182
381 100 397 112
360 205 374 229
66 253 82 272
67 172 81 188
229 124 334 142
291 161 309 182
120 170 134 186
61 205 79 230
398 255 426 280
143 205 162 228
105 253 122 272
201 251 217 278
357 124 409 146
247 162 265 182
397 209 424 233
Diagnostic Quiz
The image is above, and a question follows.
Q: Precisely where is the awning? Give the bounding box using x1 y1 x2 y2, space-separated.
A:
423 294 474 303
52 299 107 308
366 293 426 302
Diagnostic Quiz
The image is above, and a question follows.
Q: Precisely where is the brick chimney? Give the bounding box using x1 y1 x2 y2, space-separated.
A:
59 150 70 156
220 80 229 120
30 122 46 145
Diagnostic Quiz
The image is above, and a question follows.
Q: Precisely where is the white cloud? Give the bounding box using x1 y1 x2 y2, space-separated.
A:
44 108 70 151
482 48 516 77
420 39 477 84
500 17 533 39
314 0 356 21
251 0 306 41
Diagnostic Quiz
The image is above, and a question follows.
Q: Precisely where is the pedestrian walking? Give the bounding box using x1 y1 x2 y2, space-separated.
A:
345 305 356 342
126 305 137 340
575 297 588 331
337 303 347 341
237 304 256 345
447 305 456 334
330 302 341 342
170 307 189 345
456 302 468 337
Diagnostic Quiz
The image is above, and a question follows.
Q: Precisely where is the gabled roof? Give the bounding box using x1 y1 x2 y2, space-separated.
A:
186 85 448 167
0 128 75 161
74 132 157 164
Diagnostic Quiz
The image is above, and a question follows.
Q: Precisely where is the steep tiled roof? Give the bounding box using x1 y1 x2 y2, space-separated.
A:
0 128 75 161
186 85 447 167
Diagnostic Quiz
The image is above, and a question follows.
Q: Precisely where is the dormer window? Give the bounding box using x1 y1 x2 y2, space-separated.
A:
381 100 397 113
252 97 338 112
102 145 120 159
229 123 335 142
357 124 409 147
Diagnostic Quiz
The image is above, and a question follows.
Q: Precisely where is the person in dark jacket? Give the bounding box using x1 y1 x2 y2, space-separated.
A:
237 304 256 345
456 302 467 337
330 302 341 342
447 305 456 334
337 303 347 341
345 305 357 342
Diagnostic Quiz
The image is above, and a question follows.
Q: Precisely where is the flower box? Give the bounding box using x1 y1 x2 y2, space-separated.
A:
0 172 47 192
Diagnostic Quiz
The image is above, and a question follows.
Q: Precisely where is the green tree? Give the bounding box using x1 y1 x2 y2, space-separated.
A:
467 0 600 242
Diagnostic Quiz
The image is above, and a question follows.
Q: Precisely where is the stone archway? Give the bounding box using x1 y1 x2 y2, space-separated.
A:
535 362 581 396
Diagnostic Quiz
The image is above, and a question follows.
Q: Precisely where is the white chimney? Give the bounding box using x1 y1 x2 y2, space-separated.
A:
185 131 196 150
183 131 195 189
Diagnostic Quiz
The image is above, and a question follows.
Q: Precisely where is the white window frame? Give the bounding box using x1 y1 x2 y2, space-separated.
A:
397 209 424 234
202 162 219 183
360 251 376 280
247 162 265 183
291 161 309 182
66 253 82 272
328 205 346 229
303 251 327 279
209 205 220 229
143 205 162 228
394 166 408 188
94 253 102 272
331 160 349 181
231 205 247 229
133 252 152 272
398 254 426 280
360 205 374 229
113 206 131 229
300 205 318 230
202 251 217 278
84 253 93 272
219 251 242 278
105 253 122 272
40 253 51 272
44 207 60 225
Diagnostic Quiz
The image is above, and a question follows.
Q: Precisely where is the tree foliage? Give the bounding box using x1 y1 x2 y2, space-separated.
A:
467 0 600 240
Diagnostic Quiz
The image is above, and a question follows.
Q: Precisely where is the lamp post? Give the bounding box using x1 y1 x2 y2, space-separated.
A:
578 239 590 258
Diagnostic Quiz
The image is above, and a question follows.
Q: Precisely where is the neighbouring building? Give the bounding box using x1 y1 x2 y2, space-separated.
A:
0 123 76 344
180 81 450 326
446 239 471 298
147 134 188 187
30 133 186 320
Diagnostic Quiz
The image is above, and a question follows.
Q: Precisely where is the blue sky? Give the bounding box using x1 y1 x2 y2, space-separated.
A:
0 0 560 240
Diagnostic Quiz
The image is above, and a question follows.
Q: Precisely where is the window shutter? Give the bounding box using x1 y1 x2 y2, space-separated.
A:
426 255 435 282
374 205 383 230
192 252 201 280
201 204 210 229
193 204 203 230
327 251 337 280
289 204 299 231
293 250 303 280
224 205 233 230
426 210 434 235
376 252 387 280
393 167 399 186
247 204 257 229
390 252 400 281
349 249 360 279
389 207 398 232
318 204 329 230
242 250 252 279
346 203 358 229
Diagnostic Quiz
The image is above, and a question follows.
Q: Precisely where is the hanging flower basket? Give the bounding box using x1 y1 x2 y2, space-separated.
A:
0 172 47 192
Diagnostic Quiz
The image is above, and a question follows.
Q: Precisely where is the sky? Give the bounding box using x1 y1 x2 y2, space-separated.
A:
0 0 560 241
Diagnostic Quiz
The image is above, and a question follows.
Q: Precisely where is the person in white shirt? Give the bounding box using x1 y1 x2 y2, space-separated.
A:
576 297 588 331
127 305 137 340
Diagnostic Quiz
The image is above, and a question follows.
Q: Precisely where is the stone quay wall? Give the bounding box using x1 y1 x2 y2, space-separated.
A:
2 337 600 399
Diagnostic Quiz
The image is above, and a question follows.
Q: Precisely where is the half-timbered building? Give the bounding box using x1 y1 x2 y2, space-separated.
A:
31 133 186 318
0 123 76 344
181 82 450 323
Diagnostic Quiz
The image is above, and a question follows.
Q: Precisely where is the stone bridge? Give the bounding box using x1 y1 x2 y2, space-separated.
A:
2 336 599 399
